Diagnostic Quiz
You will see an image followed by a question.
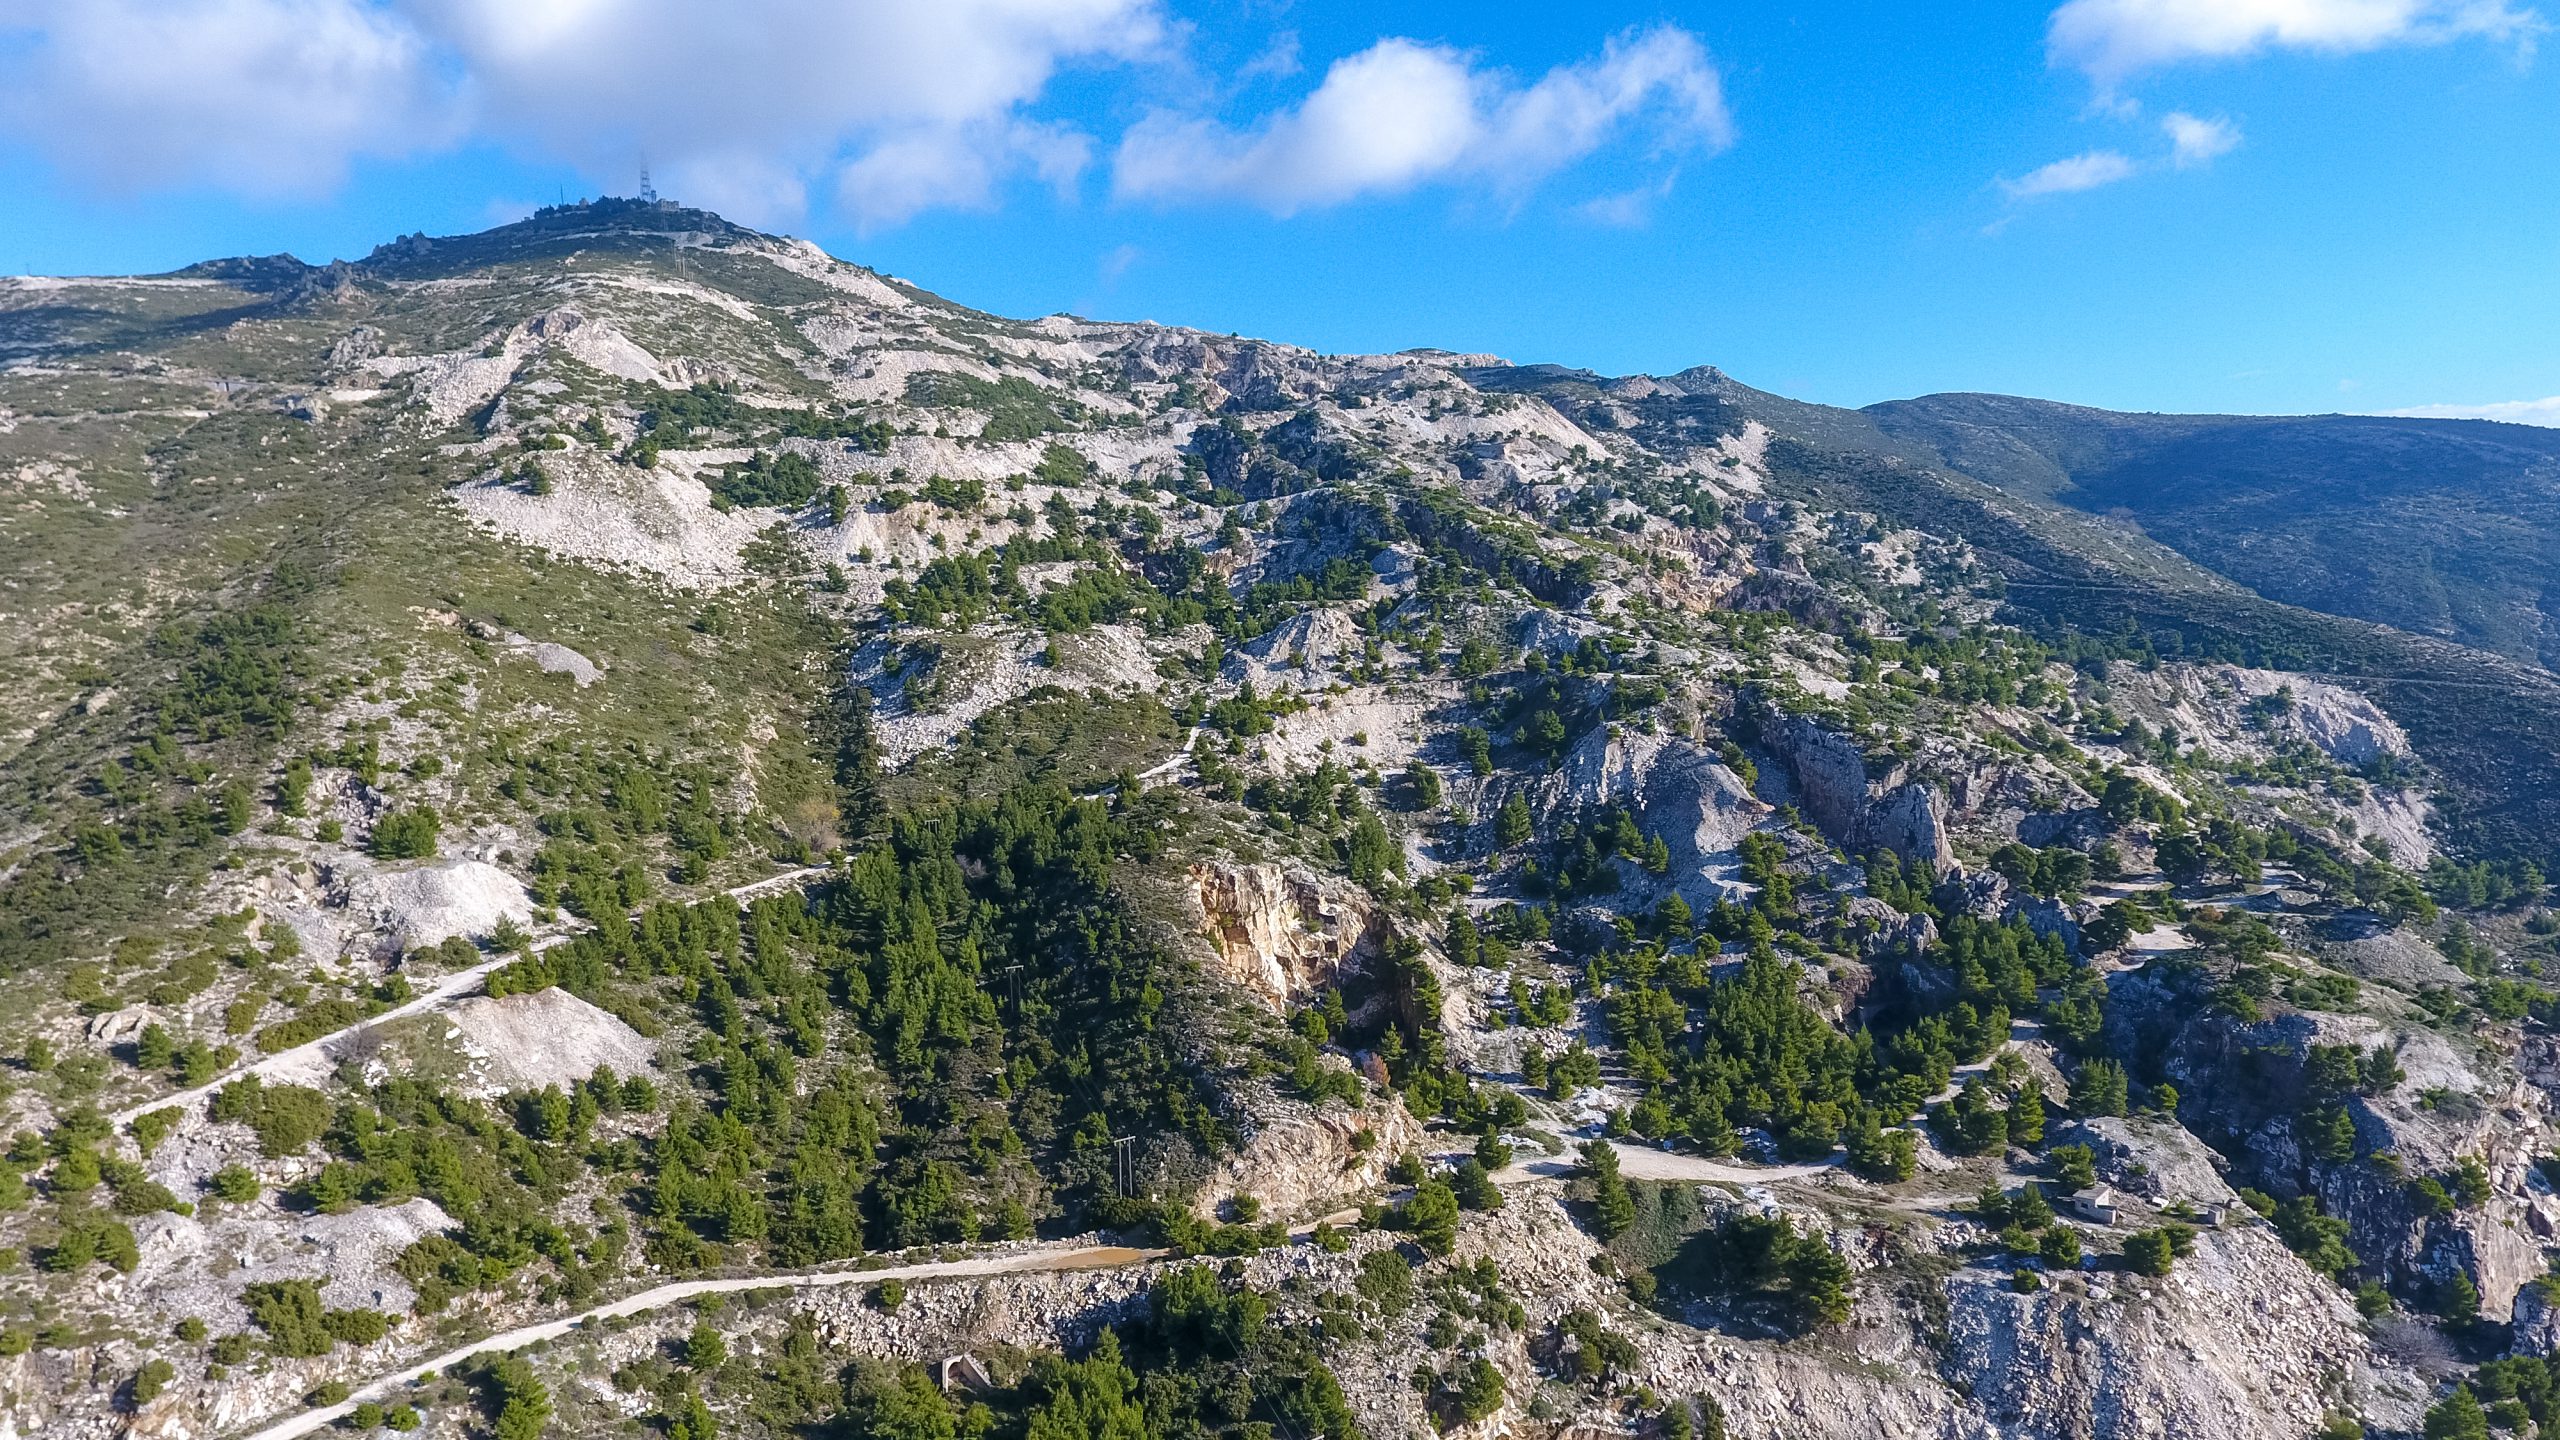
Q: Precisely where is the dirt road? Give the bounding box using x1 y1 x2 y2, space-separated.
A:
115 865 829 1128
234 1241 1164 1440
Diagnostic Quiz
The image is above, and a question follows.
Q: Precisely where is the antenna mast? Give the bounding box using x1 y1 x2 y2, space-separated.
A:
638 165 658 204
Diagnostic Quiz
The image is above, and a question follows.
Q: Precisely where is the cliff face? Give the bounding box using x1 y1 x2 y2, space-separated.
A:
1939 1225 2392 1438
1312 1183 2417 1440
2111 970 2559 1321
1187 861 1383 1012
1756 709 1956 869
1532 728 1768 904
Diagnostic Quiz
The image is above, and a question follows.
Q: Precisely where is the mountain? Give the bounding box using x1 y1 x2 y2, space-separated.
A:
1 198 2552 1440
1866 391 2560 671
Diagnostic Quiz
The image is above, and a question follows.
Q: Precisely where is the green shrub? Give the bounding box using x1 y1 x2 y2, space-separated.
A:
369 808 440 860
211 1078 333 1154
129 1358 175 1406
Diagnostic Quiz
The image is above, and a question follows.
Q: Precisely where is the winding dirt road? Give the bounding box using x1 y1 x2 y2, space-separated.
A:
114 865 829 1129
235 1242 1164 1440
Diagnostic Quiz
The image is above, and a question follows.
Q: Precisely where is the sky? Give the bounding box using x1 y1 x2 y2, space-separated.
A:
1 0 2556 422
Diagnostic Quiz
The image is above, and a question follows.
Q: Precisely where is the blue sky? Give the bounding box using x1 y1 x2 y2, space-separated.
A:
2 1 2554 421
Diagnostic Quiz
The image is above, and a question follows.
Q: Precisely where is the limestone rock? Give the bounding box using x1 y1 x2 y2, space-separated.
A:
332 857 533 955
1758 707 1955 869
1188 860 1382 1011
443 986 661 1092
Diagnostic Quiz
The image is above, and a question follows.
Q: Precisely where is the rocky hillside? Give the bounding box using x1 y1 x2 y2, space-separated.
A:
2 198 2557 1440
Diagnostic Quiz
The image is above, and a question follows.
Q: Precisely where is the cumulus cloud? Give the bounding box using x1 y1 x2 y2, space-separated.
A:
2384 395 2560 425
0 0 447 196
2162 110 2241 165
0 0 1162 224
2002 149 2141 197
834 121 1093 231
1113 26 1729 214
2048 0 2540 84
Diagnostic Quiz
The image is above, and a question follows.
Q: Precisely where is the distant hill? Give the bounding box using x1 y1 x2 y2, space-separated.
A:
1865 392 2560 670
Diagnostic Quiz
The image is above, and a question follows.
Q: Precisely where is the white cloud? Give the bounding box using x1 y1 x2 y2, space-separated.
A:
2048 0 2540 84
2384 395 2560 425
0 3 1731 228
0 0 1162 224
2162 110 2241 165
1113 26 1729 214
833 121 1093 232
1996 113 2235 206
1575 172 1679 228
0 0 447 196
1238 31 1302 82
2002 149 2141 197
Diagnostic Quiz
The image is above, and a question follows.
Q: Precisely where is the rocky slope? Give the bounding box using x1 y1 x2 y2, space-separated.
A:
0 198 2554 1440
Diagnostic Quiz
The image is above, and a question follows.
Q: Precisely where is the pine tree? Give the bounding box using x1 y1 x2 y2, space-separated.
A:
2007 1086 2046 1148
837 686 882 839
1495 792 1533 848
1582 1140 1636 1240
684 1318 726 1370
2070 1059 2128 1117
2424 1385 2490 1440
1404 1176 1462 1256
664 1388 716 1440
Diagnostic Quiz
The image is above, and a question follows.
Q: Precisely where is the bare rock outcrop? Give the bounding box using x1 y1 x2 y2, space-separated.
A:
331 857 533 955
2113 972 2552 1319
1755 707 1956 869
443 986 661 1092
1941 1224 2397 1438
1188 861 1383 1011
1191 1089 1420 1221
2116 662 2413 768
1534 729 1768 905
2516 1279 2560 1358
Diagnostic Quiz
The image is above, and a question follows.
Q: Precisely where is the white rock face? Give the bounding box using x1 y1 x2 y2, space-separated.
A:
1538 727 1768 904
1187 861 1382 1011
1940 1225 2387 1438
1759 709 1957 869
360 307 667 421
449 453 775 591
2348 784 2435 868
1233 608 1366 690
1190 1089 1420 1221
444 987 660 1091
335 858 533 954
2120 662 2414 766
503 634 603 686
